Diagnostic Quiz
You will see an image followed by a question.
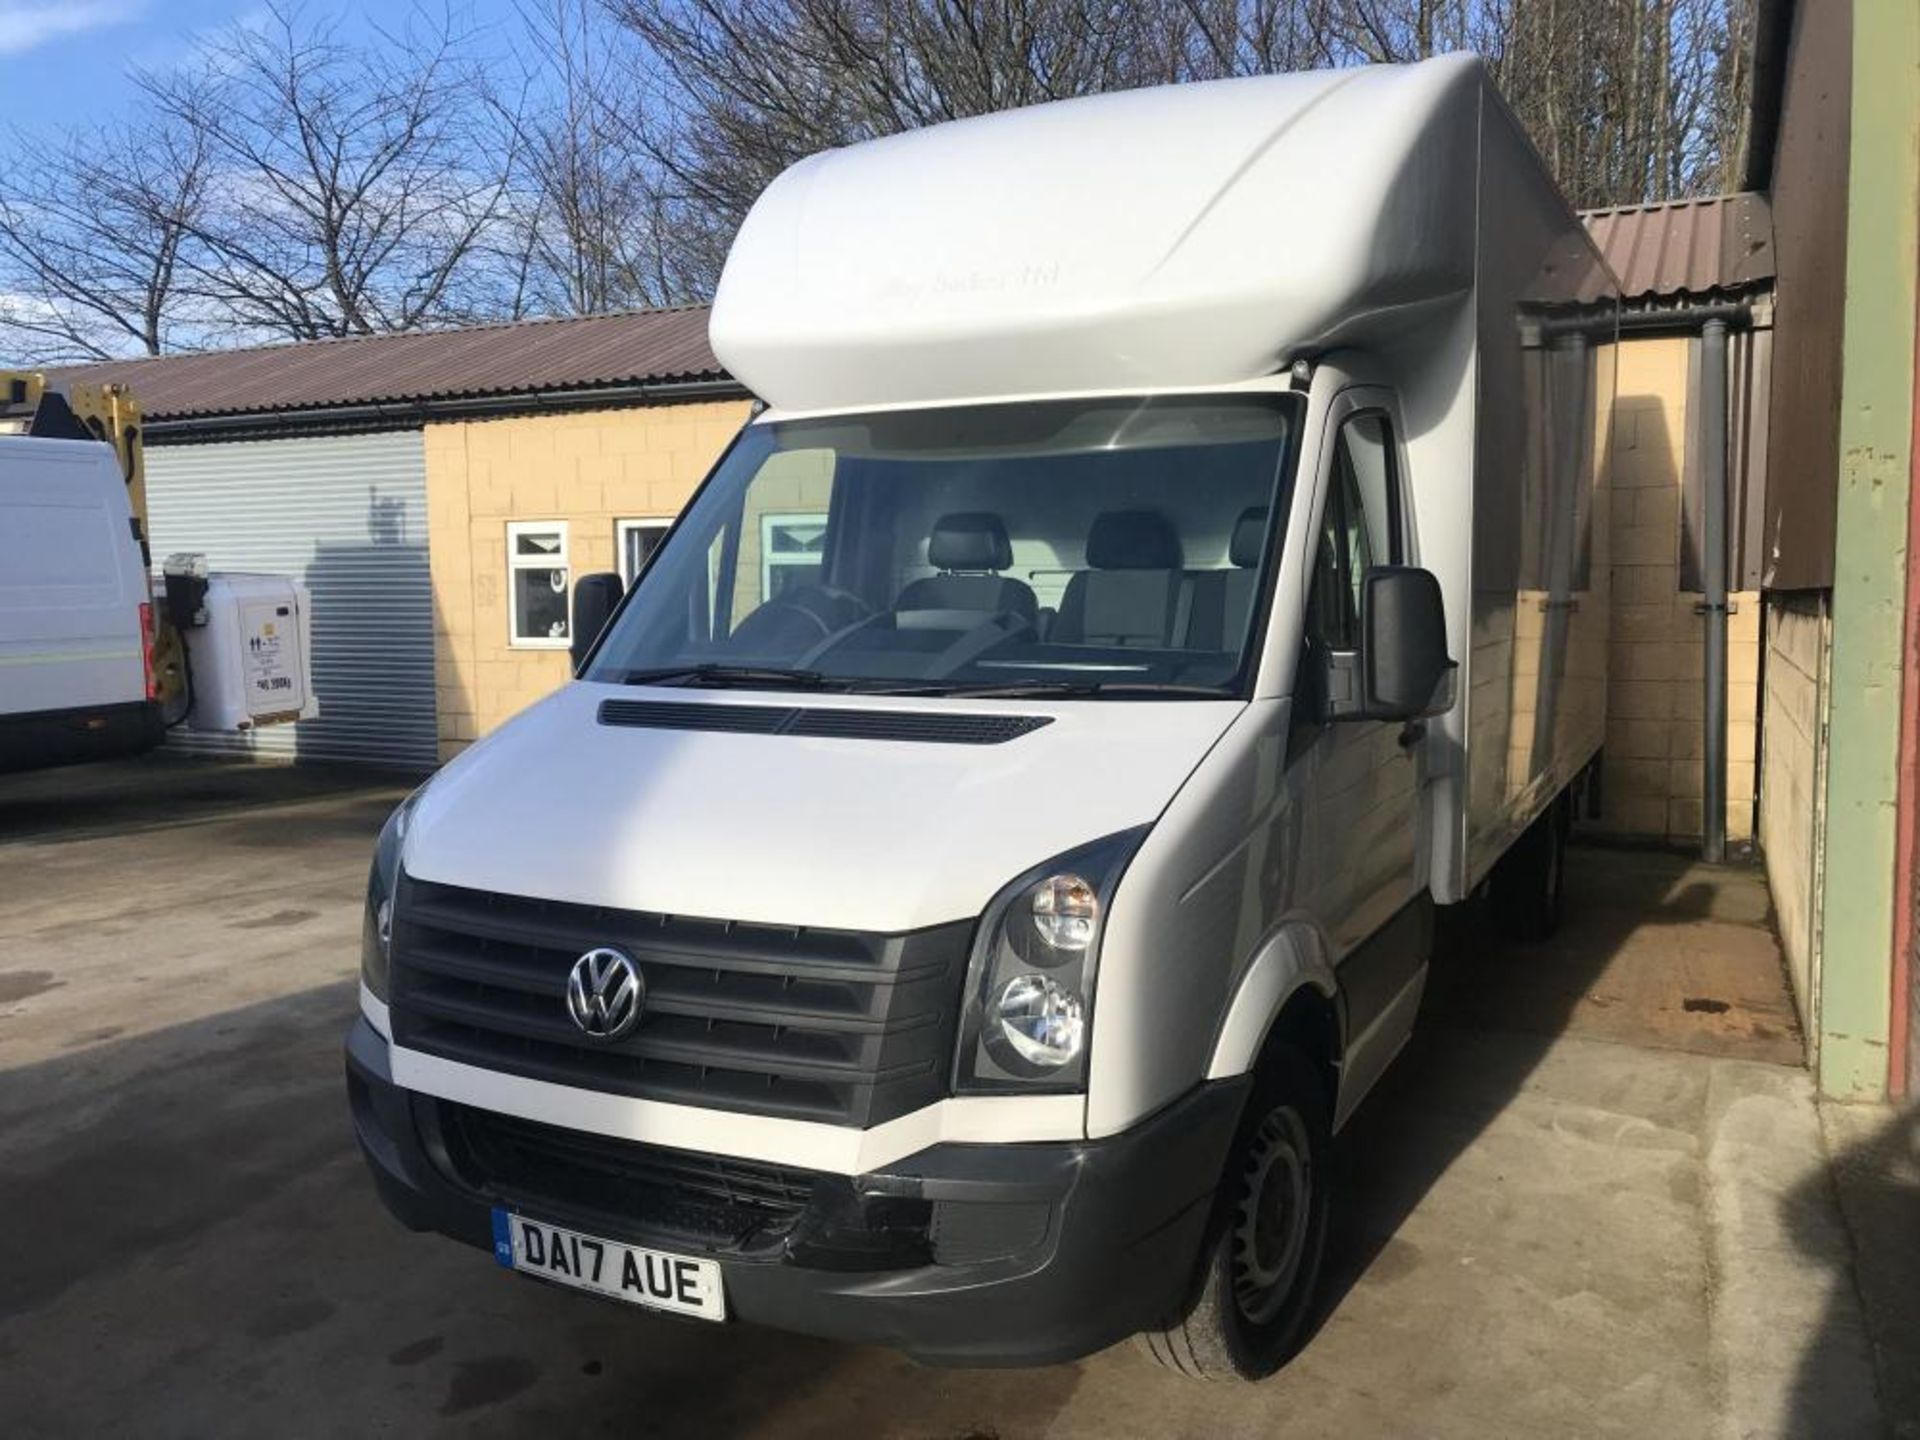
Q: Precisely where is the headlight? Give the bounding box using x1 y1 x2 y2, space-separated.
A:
1031 875 1098 951
994 974 1086 1067
362 784 427 1002
955 827 1148 1093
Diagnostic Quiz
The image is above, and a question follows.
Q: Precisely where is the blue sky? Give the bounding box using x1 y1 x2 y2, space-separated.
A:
0 0 524 130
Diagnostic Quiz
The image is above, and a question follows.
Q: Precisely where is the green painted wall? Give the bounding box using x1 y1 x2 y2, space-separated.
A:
1818 0 1920 1099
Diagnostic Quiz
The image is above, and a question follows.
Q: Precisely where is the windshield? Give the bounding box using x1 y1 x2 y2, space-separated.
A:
584 394 1300 697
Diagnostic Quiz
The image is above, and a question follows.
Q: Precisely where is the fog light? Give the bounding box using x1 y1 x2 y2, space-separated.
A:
994 974 1085 1068
1031 874 1098 951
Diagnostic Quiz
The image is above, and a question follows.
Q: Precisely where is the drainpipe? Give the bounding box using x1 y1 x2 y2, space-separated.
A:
1611 303 1752 863
1700 318 1731 864
1892 268 1920 1099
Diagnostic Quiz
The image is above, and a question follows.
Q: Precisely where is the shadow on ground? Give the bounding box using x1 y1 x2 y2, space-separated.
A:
0 751 426 845
1794 1101 1920 1438
0 764 1888 1438
0 987 905 1438
1327 842 1799 1316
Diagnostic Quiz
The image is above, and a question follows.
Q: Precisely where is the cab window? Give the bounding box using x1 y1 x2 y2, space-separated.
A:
1306 410 1402 652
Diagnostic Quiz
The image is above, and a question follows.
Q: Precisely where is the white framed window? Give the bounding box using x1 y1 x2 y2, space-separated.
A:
616 517 673 586
507 520 571 648
760 512 829 602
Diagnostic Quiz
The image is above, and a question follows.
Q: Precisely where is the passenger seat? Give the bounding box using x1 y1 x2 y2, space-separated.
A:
1181 507 1267 652
895 513 1038 625
1052 511 1183 647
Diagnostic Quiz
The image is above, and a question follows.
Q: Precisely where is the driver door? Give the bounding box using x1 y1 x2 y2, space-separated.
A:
1291 388 1428 1083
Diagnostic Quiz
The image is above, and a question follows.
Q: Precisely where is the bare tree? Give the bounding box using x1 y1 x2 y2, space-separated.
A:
137 2 518 341
0 0 1765 352
609 0 1204 293
499 0 699 314
616 0 1761 292
0 117 211 362
1484 0 1755 208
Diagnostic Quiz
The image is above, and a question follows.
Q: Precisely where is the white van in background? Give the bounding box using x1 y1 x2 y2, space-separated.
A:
0 436 162 773
348 54 1617 1380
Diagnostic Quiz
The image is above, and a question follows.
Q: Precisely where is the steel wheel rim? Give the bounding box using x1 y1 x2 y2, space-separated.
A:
1230 1104 1313 1326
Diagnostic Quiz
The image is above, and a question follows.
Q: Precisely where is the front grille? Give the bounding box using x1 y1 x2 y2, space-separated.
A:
389 877 971 1126
930 1200 1052 1266
435 1101 817 1246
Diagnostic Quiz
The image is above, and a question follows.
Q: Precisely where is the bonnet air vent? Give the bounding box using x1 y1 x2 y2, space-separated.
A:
596 699 1051 746
597 700 787 734
787 708 1051 744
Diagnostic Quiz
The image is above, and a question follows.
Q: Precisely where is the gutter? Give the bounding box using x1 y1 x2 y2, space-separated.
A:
1741 0 1796 192
1615 299 1762 336
142 377 753 444
1536 297 1764 344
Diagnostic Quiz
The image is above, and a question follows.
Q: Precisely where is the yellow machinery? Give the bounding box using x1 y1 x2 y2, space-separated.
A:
1 371 190 719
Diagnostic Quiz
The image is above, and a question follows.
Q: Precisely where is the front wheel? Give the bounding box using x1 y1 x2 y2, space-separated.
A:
1139 1046 1332 1381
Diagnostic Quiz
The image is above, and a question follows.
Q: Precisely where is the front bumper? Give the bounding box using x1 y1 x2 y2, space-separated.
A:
346 1018 1249 1366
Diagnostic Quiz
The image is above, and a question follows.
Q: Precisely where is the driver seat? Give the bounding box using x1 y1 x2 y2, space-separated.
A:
896 513 1038 625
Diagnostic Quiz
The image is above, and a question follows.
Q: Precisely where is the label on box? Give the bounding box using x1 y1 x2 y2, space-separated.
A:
240 600 304 717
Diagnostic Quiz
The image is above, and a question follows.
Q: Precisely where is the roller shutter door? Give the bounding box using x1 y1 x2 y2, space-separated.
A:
143 430 435 769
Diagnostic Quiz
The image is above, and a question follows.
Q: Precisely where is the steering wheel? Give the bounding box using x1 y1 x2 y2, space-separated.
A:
924 610 1040 678
731 584 874 649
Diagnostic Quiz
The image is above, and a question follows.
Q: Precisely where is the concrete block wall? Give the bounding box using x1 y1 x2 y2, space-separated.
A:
1760 592 1829 1034
426 399 754 760
1594 336 1761 845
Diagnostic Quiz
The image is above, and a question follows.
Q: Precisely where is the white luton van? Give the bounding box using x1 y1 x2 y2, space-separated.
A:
348 54 1615 1379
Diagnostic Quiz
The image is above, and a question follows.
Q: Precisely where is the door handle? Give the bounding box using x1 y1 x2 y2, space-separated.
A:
1397 721 1426 751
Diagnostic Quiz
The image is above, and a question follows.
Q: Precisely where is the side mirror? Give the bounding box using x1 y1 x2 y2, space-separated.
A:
1324 566 1455 723
569 571 625 674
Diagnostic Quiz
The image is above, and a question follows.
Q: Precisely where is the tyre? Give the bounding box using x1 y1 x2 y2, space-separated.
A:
1489 793 1568 942
1139 1045 1333 1381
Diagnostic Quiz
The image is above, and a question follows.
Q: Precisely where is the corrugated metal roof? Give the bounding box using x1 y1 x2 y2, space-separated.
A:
1581 192 1776 303
50 305 730 421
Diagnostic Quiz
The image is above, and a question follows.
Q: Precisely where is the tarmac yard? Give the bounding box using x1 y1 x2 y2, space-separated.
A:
1 758 1913 1439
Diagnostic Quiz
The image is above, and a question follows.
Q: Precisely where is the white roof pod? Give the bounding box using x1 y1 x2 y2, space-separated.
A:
710 53 1493 412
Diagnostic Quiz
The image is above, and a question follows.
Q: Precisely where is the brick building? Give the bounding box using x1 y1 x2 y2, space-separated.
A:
421 399 751 758
54 310 750 767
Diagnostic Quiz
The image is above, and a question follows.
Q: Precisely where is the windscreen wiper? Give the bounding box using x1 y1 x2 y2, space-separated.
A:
615 663 846 691
868 679 1238 699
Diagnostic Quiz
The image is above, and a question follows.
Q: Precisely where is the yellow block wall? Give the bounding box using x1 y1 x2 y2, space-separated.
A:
425 399 754 760
1596 336 1761 844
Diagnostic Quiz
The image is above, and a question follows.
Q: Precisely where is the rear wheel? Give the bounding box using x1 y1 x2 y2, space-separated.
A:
1489 792 1570 942
1139 1046 1332 1381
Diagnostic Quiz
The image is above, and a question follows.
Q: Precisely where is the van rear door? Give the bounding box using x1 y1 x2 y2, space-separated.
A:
0 439 149 720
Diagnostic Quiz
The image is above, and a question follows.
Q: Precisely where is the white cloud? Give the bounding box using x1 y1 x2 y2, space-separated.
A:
127 5 270 78
0 0 144 57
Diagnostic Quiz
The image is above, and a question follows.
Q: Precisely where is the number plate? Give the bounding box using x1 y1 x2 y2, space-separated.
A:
492 1210 726 1321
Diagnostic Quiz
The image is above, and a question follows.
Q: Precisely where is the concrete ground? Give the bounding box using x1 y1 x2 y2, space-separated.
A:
0 757 1912 1439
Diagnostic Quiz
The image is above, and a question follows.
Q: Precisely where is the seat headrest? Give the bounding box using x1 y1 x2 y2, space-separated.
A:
927 512 1012 571
1230 508 1268 568
1086 510 1180 570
